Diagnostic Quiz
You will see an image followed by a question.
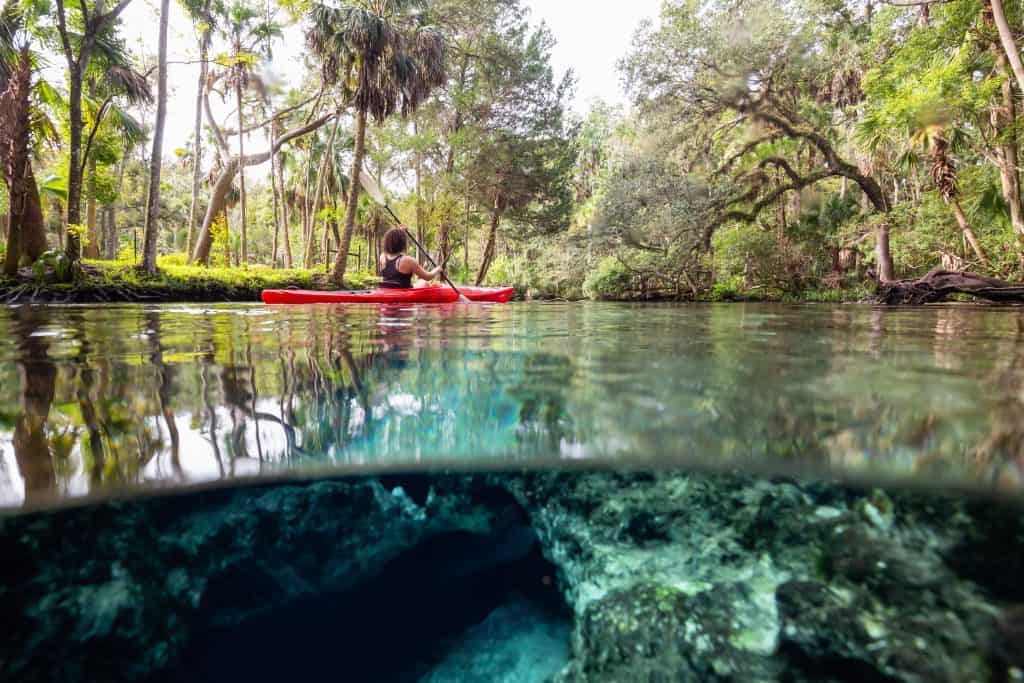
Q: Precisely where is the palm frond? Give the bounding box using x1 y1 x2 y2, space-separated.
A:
307 3 446 123
38 173 67 201
0 0 25 88
108 105 147 145
29 101 59 149
34 77 64 109
107 65 153 104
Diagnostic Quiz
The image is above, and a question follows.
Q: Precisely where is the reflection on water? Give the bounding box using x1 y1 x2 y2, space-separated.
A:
1 302 1024 508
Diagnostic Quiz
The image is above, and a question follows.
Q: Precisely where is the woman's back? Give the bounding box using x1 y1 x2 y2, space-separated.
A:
380 254 414 289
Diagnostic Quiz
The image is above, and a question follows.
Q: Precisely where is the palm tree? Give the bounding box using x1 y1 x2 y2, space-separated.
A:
216 0 280 266
0 0 60 270
0 48 32 276
52 0 138 272
307 0 446 286
913 122 990 268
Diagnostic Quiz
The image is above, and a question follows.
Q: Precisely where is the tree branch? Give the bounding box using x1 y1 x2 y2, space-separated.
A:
748 108 889 211
94 0 134 33
54 0 75 66
80 97 113 176
219 94 320 137
715 134 784 175
722 169 832 223
204 90 229 152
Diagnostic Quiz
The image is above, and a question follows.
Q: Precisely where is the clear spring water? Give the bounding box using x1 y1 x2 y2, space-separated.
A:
2 302 1024 682
1 301 1024 509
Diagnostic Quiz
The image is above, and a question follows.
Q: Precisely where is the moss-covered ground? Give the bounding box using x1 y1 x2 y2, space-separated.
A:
0 257 381 304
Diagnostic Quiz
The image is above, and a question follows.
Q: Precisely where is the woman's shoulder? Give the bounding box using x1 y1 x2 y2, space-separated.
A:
396 255 418 273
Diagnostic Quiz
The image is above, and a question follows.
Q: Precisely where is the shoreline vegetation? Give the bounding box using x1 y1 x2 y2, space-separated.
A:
0 256 996 305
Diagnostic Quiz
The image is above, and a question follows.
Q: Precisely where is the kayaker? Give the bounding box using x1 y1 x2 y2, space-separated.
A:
379 227 445 289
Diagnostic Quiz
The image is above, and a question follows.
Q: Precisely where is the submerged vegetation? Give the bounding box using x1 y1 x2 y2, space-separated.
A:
5 0 1024 300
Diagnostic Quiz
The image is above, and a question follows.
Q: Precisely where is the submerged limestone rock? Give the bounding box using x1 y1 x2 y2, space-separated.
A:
504 472 1022 683
0 470 1021 682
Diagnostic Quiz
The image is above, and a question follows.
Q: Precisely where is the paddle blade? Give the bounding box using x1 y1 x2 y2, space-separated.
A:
358 169 387 206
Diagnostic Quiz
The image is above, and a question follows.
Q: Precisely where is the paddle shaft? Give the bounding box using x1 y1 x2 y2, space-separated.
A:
383 205 469 301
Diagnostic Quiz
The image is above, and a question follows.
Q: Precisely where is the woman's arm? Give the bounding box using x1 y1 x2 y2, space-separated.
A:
402 258 444 281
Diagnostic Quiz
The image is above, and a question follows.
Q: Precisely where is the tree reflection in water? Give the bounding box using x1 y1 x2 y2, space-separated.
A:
11 307 58 505
1 302 1024 508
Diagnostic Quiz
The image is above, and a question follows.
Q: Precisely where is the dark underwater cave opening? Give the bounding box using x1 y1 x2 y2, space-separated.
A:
174 526 571 683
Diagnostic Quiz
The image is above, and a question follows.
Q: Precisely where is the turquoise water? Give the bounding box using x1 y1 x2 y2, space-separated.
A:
1 301 1024 509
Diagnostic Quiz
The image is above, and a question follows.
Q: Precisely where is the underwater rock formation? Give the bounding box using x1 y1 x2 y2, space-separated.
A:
0 470 1021 682
0 477 524 680
505 472 1020 683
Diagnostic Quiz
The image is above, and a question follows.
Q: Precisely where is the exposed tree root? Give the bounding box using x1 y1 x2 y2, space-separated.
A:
877 268 1024 305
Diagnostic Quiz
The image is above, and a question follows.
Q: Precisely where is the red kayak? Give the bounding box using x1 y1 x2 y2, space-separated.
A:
261 285 515 305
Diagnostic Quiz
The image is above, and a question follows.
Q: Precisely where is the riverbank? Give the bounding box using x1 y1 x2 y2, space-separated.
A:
0 260 998 306
0 262 876 305
0 259 380 304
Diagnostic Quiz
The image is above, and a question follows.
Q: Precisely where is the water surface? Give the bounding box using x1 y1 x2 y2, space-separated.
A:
1 301 1022 509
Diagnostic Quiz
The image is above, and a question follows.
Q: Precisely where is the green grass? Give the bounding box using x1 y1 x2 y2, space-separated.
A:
95 257 337 287
779 286 875 303
0 256 382 303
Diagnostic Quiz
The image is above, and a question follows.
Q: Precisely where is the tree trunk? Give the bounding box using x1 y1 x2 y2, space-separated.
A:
990 0 1024 95
878 268 1024 304
949 198 990 267
876 220 894 282
223 210 231 265
141 0 170 275
476 204 501 285
101 207 111 259
305 116 340 269
414 120 425 264
2 51 31 276
301 142 314 261
12 308 57 506
190 114 334 265
277 144 292 268
65 68 85 265
187 25 211 258
83 155 100 258
333 109 367 286
20 166 46 260
992 42 1024 269
270 121 282 267
4 184 24 280
107 150 129 259
329 193 340 249
236 77 247 266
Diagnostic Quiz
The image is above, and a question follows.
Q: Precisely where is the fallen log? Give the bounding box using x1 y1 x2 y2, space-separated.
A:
877 268 1024 304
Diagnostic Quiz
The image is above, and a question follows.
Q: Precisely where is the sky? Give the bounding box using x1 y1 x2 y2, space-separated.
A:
114 0 663 154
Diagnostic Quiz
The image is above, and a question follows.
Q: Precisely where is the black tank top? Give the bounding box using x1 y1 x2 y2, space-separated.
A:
380 255 413 289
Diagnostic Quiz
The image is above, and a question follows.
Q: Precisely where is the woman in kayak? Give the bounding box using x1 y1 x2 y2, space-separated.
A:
379 227 444 289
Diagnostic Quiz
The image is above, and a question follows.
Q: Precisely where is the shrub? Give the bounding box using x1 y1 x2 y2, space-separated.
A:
583 256 631 300
32 250 73 281
709 275 743 301
712 223 781 285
